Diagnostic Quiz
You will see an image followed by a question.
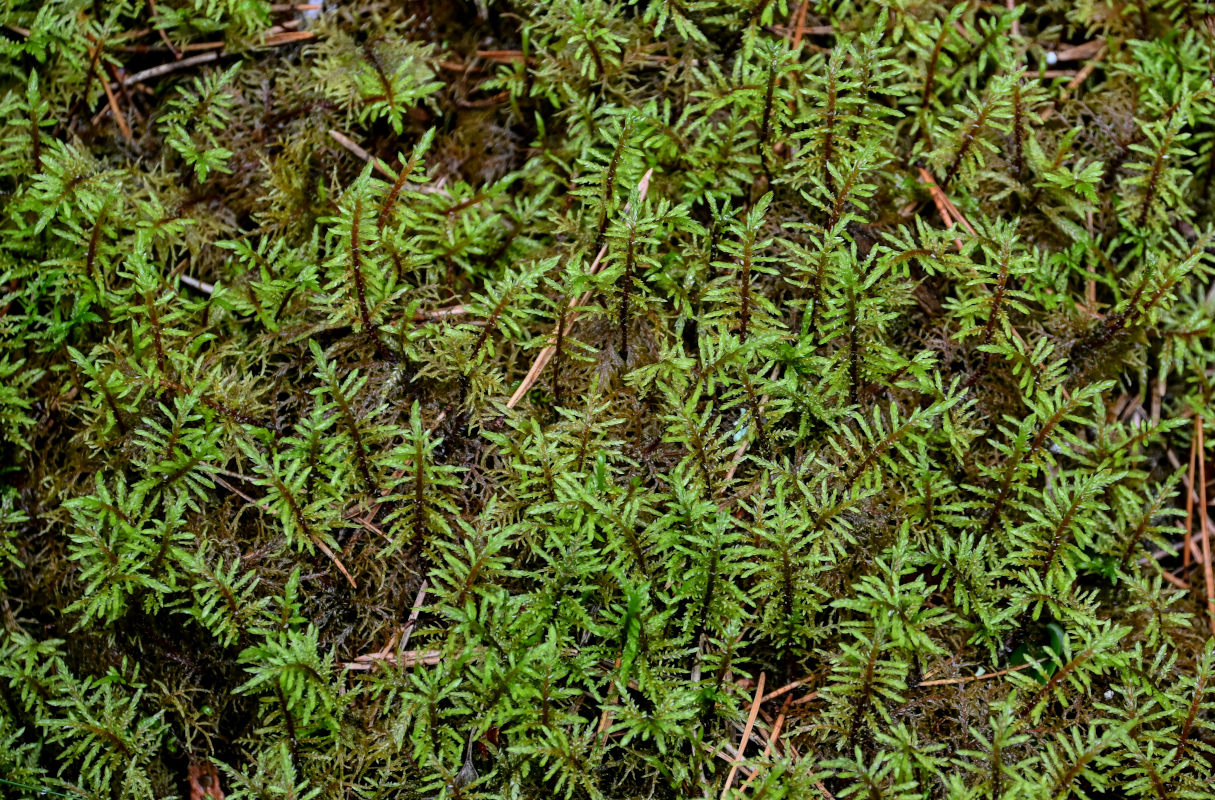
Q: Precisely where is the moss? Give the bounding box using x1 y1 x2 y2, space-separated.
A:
2 1 1215 798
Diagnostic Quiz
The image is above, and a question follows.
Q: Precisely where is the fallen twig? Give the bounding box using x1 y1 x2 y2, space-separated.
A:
329 129 396 180
414 304 467 321
93 48 133 143
342 648 443 671
1186 421 1199 569
919 167 976 240
916 662 1031 687
179 274 215 295
740 695 791 792
721 671 765 798
259 30 316 48
507 169 653 409
118 50 219 87
759 675 810 704
1199 416 1214 635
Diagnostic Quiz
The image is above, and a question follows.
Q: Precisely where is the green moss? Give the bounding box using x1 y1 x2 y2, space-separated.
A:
2 1 1215 798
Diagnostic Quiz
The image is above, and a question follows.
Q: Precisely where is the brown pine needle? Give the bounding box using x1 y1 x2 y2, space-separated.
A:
414 304 468 321
179 274 215 295
329 129 396 180
918 167 972 251
721 671 765 798
1187 418 1199 569
740 695 791 792
597 656 623 745
507 168 653 409
398 580 428 653
476 49 528 63
1040 45 1106 122
790 1 810 49
118 50 219 87
145 0 180 59
1198 415 1214 635
1160 569 1189 590
1066 46 1106 91
260 30 316 48
760 675 810 704
1053 40 1104 61
790 690 821 706
916 662 1031 687
95 49 133 144
310 536 357 589
342 648 443 671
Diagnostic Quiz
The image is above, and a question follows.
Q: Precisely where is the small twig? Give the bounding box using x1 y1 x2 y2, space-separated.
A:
1199 415 1214 635
179 274 215 295
597 657 623 746
114 40 226 54
767 24 834 37
329 129 397 180
1065 47 1105 91
455 90 510 109
1040 45 1106 122
1187 420 1199 569
362 580 429 661
399 580 428 653
413 304 467 321
260 30 316 48
916 662 1031 687
506 169 653 409
342 648 443 671
918 167 970 251
790 690 821 706
790 1 810 49
740 695 791 792
92 48 133 144
1159 569 1190 590
919 167 976 235
145 0 181 59
1052 40 1104 61
476 49 529 63
721 671 765 798
118 51 219 87
1166 446 1215 566
759 675 810 704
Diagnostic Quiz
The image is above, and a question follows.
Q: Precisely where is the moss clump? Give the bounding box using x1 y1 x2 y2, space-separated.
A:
2 1 1215 798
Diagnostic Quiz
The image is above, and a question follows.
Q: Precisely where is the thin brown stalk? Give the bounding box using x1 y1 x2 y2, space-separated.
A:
721 671 765 798
95 49 133 143
916 663 1031 687
329 129 396 179
1186 419 1198 569
740 695 792 792
117 51 219 87
506 169 653 408
1199 416 1214 635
